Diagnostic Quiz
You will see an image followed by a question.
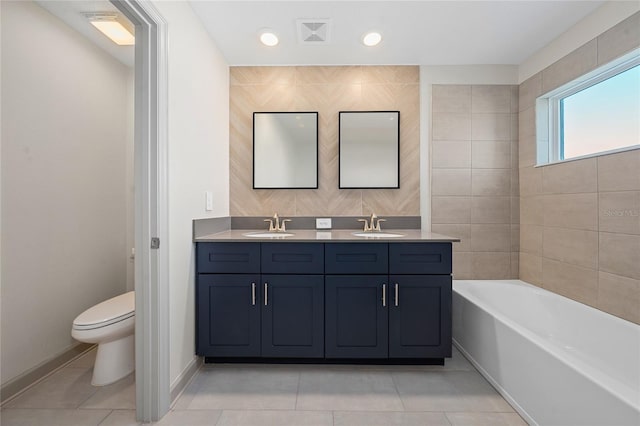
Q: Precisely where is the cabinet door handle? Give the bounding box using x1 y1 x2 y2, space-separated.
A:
395 283 399 307
382 283 386 307
264 282 268 306
251 282 256 306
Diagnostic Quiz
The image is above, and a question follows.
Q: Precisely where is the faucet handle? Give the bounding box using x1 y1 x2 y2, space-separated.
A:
357 218 370 232
280 219 292 232
264 219 275 231
374 218 386 231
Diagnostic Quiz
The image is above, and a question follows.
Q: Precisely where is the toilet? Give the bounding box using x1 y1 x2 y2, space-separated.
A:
71 291 135 386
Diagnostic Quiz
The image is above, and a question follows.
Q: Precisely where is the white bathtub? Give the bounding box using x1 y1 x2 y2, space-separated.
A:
453 279 640 426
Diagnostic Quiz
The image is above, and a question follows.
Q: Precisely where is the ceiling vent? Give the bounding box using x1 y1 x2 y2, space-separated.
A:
297 19 331 44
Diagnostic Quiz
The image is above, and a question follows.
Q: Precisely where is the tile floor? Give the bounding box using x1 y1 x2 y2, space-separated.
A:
1 347 527 425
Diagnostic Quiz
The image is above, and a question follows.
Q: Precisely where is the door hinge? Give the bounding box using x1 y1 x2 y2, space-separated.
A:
150 237 160 249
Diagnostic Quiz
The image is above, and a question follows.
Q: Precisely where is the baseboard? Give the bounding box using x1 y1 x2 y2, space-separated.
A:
170 355 202 405
452 339 537 426
1 342 94 405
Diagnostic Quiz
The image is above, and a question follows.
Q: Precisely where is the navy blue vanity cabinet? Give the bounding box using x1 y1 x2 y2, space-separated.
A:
325 243 389 358
325 242 452 360
197 274 261 357
196 239 453 362
388 243 452 359
261 243 324 358
388 275 451 358
325 275 389 358
196 243 261 357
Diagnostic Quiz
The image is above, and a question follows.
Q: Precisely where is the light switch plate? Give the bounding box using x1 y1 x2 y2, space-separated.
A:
205 191 213 211
316 218 332 229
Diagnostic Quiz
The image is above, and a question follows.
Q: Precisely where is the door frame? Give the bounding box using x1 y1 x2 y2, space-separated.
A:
112 0 169 421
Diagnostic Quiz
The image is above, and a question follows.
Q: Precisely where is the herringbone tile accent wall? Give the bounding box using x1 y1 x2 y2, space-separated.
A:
229 66 420 216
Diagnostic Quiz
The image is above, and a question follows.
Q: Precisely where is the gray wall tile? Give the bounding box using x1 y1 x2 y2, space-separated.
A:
542 258 598 307
599 232 640 280
597 149 640 191
541 39 598 93
597 12 640 65
471 85 511 113
472 169 511 196
432 169 472 196
543 227 599 269
542 158 597 194
432 141 472 168
519 16 640 323
599 191 640 235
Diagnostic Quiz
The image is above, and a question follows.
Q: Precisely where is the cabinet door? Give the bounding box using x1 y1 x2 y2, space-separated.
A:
197 274 261 357
325 275 388 358
261 275 324 358
388 275 452 358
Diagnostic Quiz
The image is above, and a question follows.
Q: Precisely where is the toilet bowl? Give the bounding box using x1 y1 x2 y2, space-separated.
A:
72 291 135 386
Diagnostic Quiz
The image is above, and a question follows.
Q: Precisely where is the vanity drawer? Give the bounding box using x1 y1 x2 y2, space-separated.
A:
325 243 388 274
389 243 452 275
197 242 260 273
261 243 324 274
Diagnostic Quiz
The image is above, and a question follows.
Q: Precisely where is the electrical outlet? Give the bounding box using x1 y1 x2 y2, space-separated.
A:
316 218 332 229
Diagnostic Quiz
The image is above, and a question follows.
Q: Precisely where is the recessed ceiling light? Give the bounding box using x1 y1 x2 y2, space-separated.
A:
259 30 279 47
363 32 382 47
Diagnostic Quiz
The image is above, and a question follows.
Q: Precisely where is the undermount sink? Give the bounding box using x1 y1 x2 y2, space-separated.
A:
352 232 405 238
244 232 295 238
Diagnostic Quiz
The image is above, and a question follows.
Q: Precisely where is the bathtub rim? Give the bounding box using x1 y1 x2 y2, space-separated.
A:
453 279 640 416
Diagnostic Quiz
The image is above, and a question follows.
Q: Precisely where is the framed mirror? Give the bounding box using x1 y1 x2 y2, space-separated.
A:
253 112 318 189
339 111 400 188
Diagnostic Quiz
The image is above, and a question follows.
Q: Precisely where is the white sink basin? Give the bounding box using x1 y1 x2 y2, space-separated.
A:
243 232 295 238
352 232 405 238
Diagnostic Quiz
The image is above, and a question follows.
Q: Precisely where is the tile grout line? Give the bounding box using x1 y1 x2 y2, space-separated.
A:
389 371 407 412
214 408 225 426
95 409 117 426
294 370 301 411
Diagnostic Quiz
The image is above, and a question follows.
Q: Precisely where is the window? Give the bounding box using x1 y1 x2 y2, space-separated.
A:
536 51 640 165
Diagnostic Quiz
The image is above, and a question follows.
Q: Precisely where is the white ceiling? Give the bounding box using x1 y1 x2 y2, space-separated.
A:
38 1 606 69
190 1 605 66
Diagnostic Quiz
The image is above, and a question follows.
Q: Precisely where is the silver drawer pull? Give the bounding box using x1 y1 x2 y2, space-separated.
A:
251 282 256 306
395 283 399 307
264 283 268 306
382 283 386 307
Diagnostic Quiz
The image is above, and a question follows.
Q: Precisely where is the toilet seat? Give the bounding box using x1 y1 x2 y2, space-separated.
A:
73 291 134 331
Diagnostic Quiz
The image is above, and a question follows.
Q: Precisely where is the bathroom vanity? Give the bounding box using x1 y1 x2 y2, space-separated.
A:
194 229 456 364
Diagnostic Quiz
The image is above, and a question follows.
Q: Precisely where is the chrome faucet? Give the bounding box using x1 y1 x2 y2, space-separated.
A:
264 213 291 232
